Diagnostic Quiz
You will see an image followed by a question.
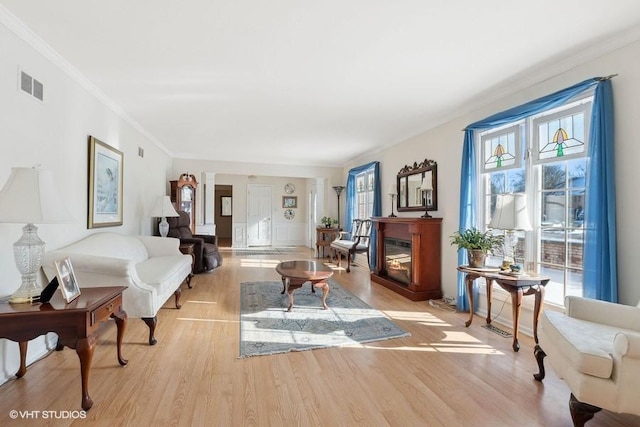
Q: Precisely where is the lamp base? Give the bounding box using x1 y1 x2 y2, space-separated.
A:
9 223 45 303
421 211 432 218
159 217 169 237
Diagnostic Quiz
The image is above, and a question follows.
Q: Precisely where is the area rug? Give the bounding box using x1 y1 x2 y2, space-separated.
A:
240 280 410 357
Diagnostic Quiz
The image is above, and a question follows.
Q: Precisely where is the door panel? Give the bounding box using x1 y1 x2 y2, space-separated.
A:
247 184 272 246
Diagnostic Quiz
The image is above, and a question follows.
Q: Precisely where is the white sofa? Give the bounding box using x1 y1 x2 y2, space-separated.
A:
535 296 640 426
42 232 192 345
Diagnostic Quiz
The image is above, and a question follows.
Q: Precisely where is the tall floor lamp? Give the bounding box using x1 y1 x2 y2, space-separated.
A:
332 185 345 230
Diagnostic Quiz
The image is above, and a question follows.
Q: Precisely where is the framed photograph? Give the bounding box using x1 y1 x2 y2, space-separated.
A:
55 257 81 303
221 196 232 216
88 136 124 228
282 196 297 208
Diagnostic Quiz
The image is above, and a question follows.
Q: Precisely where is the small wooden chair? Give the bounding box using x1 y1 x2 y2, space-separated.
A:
330 219 372 272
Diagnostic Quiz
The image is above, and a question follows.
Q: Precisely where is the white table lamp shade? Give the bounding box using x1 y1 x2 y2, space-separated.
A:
488 193 532 231
388 185 396 195
151 195 179 218
0 167 74 224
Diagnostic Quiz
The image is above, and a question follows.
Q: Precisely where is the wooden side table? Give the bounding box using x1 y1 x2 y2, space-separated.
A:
315 227 339 258
179 243 195 288
457 266 549 352
0 286 128 410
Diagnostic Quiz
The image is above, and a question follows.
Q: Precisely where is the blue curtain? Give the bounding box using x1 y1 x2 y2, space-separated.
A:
583 80 618 302
457 77 617 311
345 161 381 270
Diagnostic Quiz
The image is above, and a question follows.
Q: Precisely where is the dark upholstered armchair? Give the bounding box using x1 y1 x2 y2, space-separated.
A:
166 211 222 273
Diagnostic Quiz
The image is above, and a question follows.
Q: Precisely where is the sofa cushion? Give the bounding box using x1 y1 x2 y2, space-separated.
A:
54 232 149 263
543 310 639 379
136 256 189 296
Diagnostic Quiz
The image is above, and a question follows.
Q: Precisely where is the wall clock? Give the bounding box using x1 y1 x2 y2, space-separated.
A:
284 209 295 220
284 183 295 194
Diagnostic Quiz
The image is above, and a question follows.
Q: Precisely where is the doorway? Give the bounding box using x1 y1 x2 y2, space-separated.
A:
214 184 232 247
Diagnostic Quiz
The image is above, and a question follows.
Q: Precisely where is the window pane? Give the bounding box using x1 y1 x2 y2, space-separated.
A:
541 229 566 267
484 132 517 170
541 191 565 226
542 164 565 190
538 111 585 160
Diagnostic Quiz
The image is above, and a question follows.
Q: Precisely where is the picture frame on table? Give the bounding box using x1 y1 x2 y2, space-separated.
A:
88 136 124 228
54 257 81 303
282 196 297 209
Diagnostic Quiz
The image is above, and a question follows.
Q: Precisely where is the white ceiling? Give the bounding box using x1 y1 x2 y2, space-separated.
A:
3 1 640 167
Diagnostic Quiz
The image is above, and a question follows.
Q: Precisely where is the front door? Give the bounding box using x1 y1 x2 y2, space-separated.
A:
247 184 272 246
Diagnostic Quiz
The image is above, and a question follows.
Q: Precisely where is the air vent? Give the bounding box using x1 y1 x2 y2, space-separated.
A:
138 147 144 158
20 70 44 101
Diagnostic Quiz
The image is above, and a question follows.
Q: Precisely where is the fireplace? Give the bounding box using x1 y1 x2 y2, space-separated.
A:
371 217 442 301
384 238 412 285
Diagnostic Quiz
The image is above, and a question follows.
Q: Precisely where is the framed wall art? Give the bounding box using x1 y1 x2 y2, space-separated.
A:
282 196 297 208
88 136 124 228
55 257 81 303
221 196 232 216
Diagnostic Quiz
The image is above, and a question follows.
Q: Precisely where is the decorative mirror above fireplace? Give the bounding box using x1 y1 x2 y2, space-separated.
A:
397 158 437 212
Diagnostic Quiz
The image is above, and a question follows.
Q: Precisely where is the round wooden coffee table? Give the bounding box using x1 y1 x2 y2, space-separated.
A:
275 260 333 312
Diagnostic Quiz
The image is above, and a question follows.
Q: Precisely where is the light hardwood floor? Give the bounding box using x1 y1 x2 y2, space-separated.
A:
1 247 637 426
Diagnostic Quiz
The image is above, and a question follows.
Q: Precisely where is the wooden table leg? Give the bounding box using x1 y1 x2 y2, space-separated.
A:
16 341 27 378
174 288 182 309
112 310 128 366
313 280 330 310
485 278 493 324
532 285 545 344
510 288 523 352
464 274 475 327
76 336 97 411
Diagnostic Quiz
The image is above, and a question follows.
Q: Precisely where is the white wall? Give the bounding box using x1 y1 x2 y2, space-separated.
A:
0 18 174 384
347 31 640 333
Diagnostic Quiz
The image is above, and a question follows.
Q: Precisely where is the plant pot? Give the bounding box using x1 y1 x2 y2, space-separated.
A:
467 249 486 268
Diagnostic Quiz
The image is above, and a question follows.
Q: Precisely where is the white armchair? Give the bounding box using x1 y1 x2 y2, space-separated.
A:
535 296 640 426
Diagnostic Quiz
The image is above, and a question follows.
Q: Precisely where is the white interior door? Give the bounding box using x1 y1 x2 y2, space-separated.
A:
247 184 272 246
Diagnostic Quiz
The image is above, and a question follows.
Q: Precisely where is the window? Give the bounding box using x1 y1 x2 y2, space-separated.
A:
479 97 592 306
356 170 375 219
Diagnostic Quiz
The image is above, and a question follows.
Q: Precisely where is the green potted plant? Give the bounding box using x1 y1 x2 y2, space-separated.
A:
450 228 504 268
320 216 337 228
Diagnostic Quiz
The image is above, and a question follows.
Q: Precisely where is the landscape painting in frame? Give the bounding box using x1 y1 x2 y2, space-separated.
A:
88 136 124 228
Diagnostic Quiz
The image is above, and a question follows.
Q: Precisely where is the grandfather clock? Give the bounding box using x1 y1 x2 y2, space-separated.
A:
170 173 198 233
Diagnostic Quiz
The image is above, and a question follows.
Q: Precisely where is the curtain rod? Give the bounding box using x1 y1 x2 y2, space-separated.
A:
596 74 618 81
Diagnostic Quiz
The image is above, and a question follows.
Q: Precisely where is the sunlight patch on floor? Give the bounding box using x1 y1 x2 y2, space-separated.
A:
355 343 504 355
185 300 218 304
240 259 283 268
382 310 452 326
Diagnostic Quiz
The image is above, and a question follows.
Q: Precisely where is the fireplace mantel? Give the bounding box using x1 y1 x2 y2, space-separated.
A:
371 217 442 301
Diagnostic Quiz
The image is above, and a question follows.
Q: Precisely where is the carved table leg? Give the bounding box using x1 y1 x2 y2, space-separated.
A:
174 288 182 309
510 288 523 352
569 393 601 427
464 274 475 327
281 276 286 294
485 278 493 324
112 309 128 366
533 344 546 381
75 336 96 411
533 285 545 344
313 280 330 310
142 316 158 345
16 341 27 378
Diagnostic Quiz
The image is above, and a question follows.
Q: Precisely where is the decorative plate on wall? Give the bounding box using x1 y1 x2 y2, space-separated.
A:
284 209 295 219
284 183 295 194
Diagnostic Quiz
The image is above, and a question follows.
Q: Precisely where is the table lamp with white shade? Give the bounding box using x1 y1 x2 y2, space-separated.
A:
420 172 433 218
488 193 533 266
0 167 74 303
151 195 179 237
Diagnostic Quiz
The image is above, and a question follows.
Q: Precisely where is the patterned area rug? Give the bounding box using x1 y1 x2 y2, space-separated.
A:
240 280 410 357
